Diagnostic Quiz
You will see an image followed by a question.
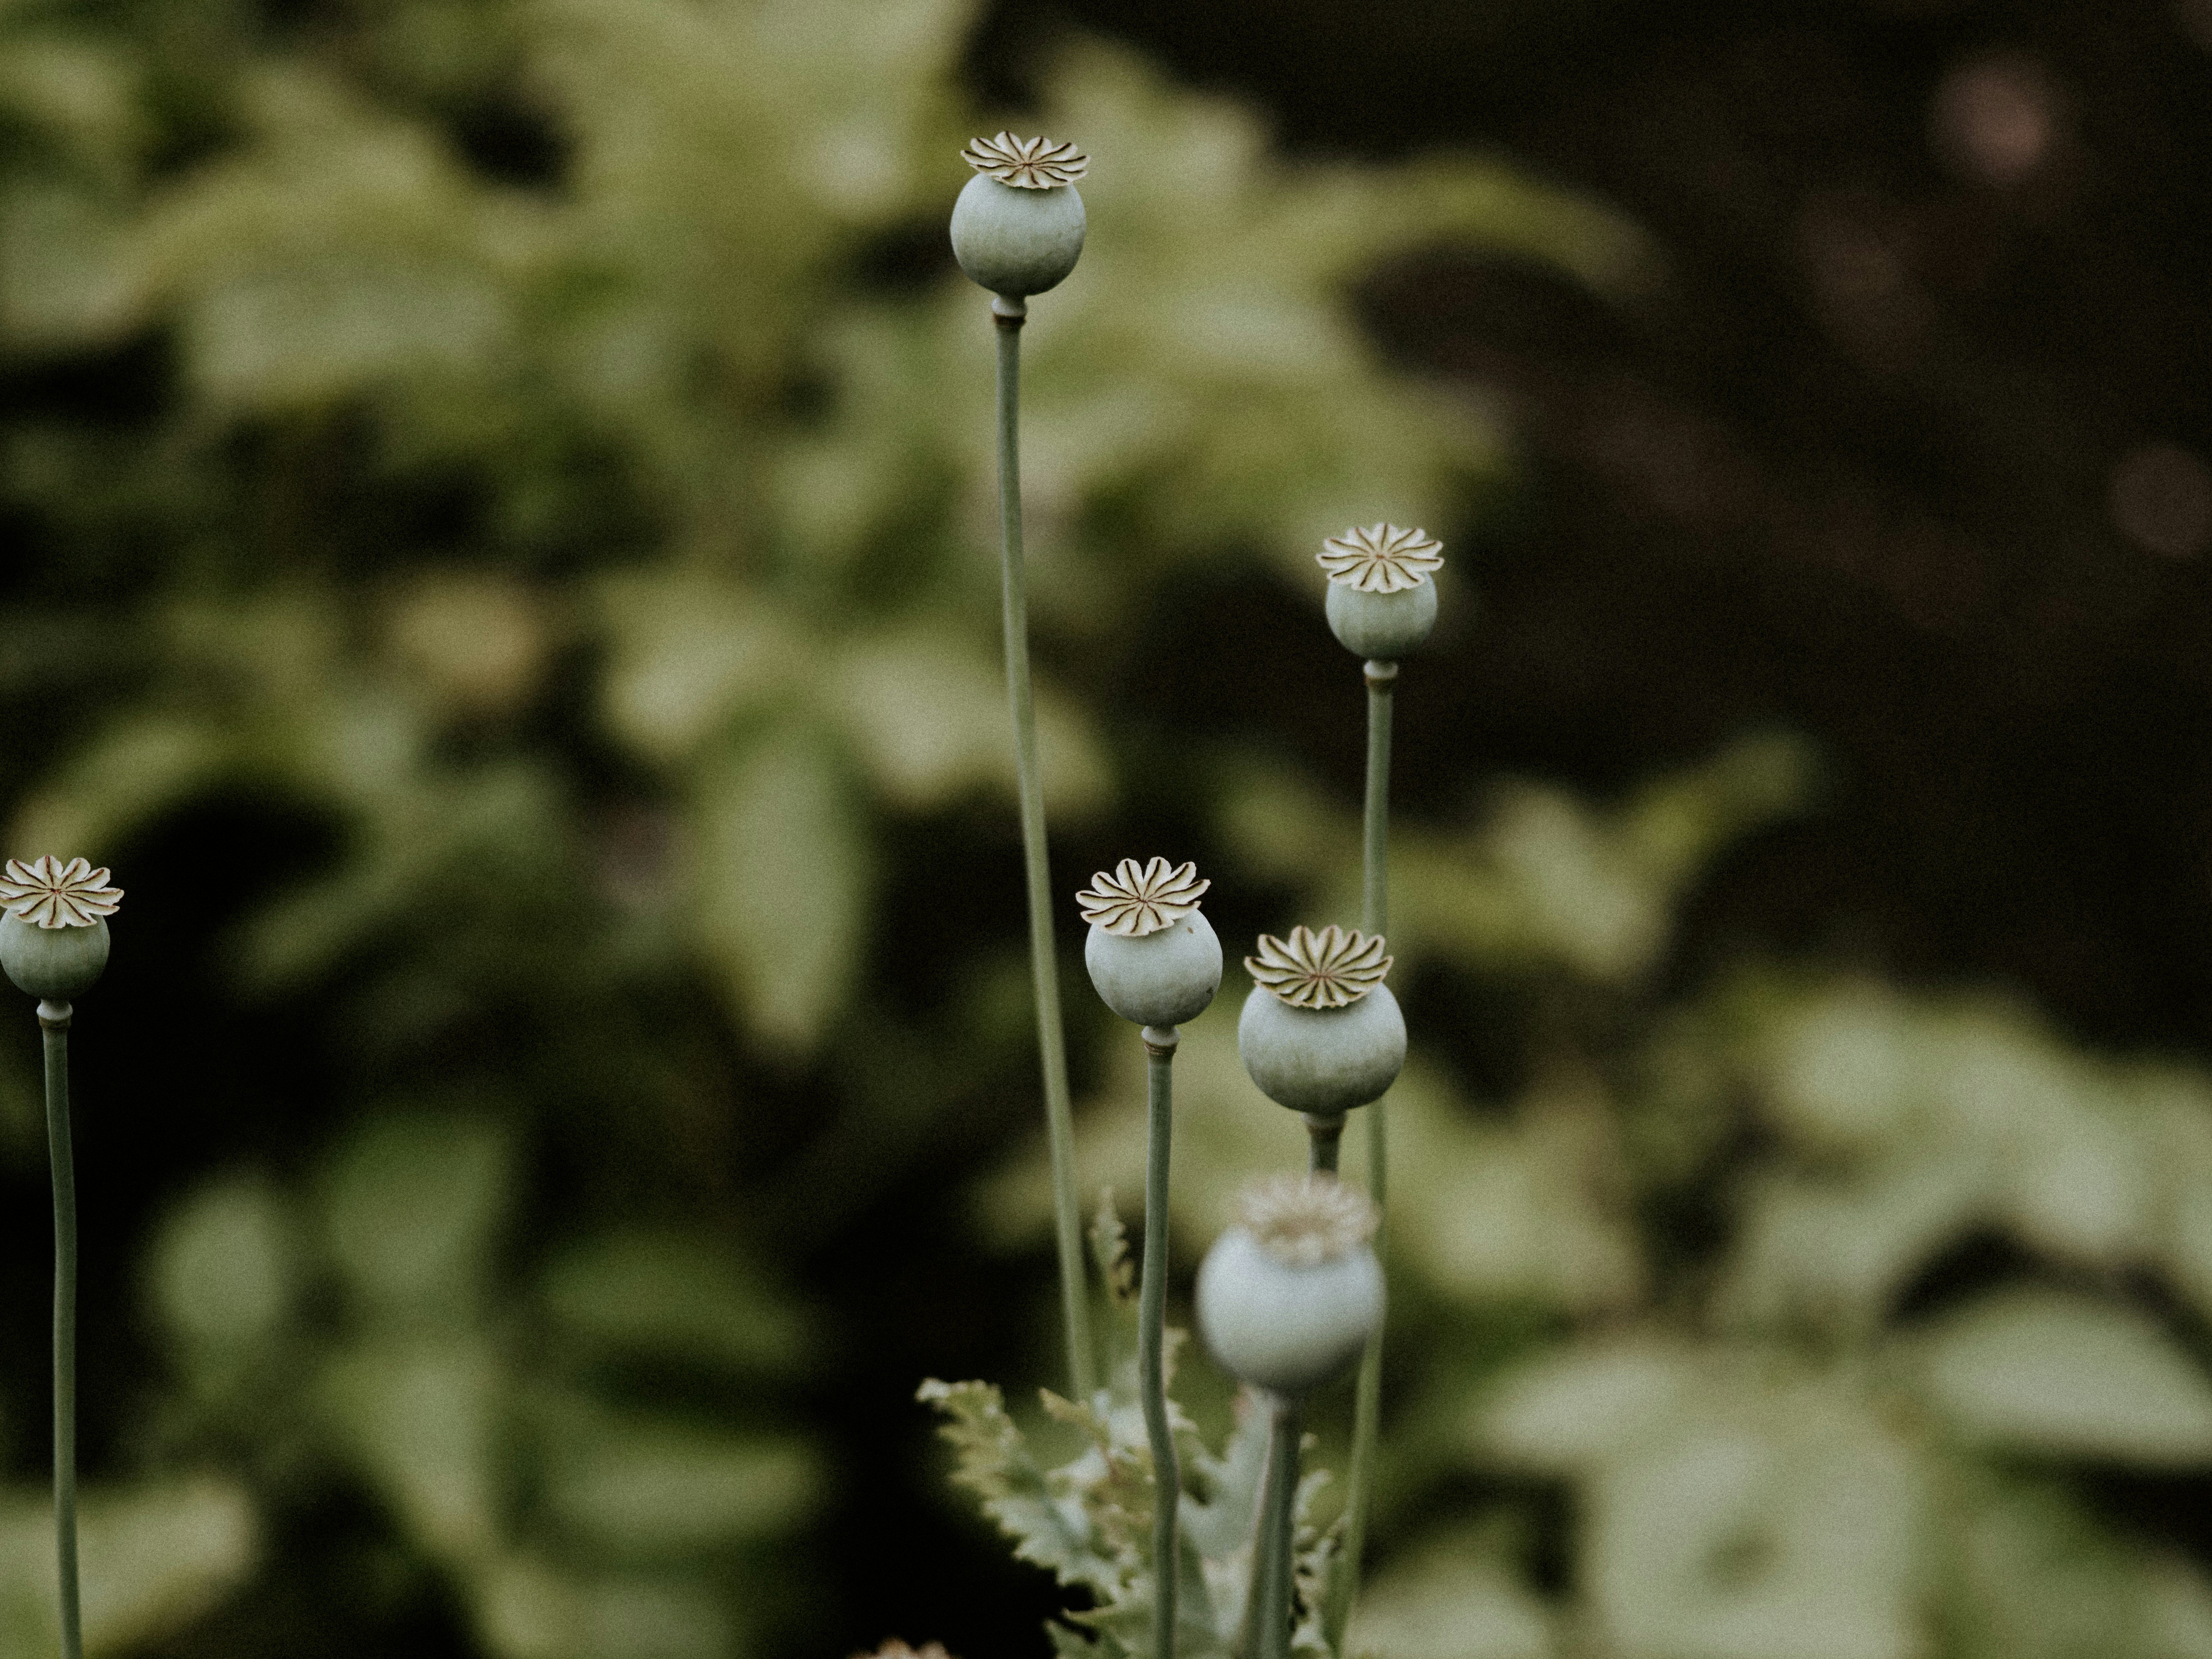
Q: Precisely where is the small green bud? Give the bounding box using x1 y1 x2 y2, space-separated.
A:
1197 1174 1383 1396
1237 925 1405 1115
0 856 122 1001
951 133 1087 300
1078 858 1221 1028
1317 523 1445 659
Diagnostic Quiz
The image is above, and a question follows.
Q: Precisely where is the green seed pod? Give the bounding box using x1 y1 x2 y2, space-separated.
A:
1078 858 1221 1028
1326 578 1438 659
1239 982 1405 1115
951 133 1088 300
0 914 109 1001
0 856 123 1002
1238 925 1405 1115
1316 522 1445 660
1197 1175 1383 1396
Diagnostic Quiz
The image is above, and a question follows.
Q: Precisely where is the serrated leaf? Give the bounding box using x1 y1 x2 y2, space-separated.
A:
917 1379 1120 1595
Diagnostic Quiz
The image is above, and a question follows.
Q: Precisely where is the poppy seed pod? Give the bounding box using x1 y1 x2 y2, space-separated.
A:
951 133 1087 300
0 856 122 1001
0 914 108 1002
1238 925 1405 1115
1317 522 1445 660
1325 578 1438 659
1197 1175 1384 1396
1078 858 1221 1028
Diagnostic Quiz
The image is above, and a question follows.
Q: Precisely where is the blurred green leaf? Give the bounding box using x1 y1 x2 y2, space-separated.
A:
0 1476 256 1657
538 1229 807 1377
689 721 872 1056
539 1420 818 1558
1917 1290 2212 1466
322 1114 512 1318
148 1174 299 1352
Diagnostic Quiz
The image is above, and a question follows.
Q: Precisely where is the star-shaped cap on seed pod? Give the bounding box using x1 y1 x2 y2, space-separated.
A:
1077 857 1210 938
1317 523 1445 594
1236 1173 1379 1268
961 132 1088 189
0 857 122 929
1246 924 1391 1010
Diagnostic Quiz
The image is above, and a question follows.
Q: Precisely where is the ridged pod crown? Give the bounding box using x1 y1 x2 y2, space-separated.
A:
1077 857 1209 937
1318 523 1445 594
1246 925 1391 1010
961 132 1088 188
0 857 122 928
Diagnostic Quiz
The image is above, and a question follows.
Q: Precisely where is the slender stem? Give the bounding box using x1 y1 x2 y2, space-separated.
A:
1305 1113 1343 1175
1361 663 1394 941
995 300 1095 1402
1140 1028 1180 1659
1253 1395 1302 1659
1326 661 1396 1654
41 1000 79 1659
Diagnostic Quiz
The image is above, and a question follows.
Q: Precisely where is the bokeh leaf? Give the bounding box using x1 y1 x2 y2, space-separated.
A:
1918 1290 2212 1465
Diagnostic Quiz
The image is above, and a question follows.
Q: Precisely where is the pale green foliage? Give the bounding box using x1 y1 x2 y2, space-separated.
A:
1 0 1634 1056
923 1208 1334 1658
146 1113 817 1659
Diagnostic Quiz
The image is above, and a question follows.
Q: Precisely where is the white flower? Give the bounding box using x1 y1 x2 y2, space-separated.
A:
1077 857 1209 938
0 857 122 929
1245 924 1390 1009
1317 523 1444 594
961 132 1088 189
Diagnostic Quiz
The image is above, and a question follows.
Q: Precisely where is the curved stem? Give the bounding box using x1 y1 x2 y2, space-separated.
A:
41 1000 79 1659
1140 1029 1180 1659
1326 661 1396 1654
1252 1394 1302 1659
995 301 1095 1402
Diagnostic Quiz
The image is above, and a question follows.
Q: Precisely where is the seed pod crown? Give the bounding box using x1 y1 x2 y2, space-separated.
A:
1077 857 1210 938
1246 924 1391 1010
0 857 122 928
961 132 1088 189
1318 523 1445 594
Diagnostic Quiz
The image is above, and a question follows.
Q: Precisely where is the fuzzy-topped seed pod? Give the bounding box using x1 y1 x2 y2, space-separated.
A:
1079 857 1221 1029
950 133 1087 301
1318 523 1444 660
1237 925 1404 1117
0 857 120 1001
1197 1174 1384 1396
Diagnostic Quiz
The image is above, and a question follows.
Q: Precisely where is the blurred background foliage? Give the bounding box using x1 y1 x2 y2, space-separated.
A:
1 0 2210 1655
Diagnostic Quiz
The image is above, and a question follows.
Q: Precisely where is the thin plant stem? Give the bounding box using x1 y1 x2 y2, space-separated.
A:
41 999 80 1659
1140 1027 1181 1659
1305 1113 1343 1174
995 299 1095 1402
1325 660 1396 1654
1252 1394 1302 1659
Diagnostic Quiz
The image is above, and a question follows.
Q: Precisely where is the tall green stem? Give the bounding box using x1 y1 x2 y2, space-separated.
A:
1140 1028 1180 1659
41 1000 80 1659
1252 1395 1302 1659
995 300 1094 1402
1325 661 1396 1654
